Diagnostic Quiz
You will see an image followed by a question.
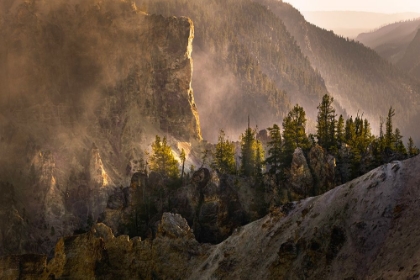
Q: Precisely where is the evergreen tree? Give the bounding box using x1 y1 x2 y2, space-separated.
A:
394 128 407 155
408 137 420 157
362 119 373 144
266 124 283 176
282 104 309 165
379 117 385 152
213 130 236 174
149 135 179 179
345 117 355 143
180 149 186 180
200 148 210 168
316 94 336 151
354 113 364 138
240 123 257 176
385 107 395 149
359 118 374 154
336 114 345 144
254 140 265 178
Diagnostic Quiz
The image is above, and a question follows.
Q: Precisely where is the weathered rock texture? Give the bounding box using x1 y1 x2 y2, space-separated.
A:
287 145 336 199
100 168 251 244
4 155 420 279
289 148 313 198
308 144 336 194
0 0 201 256
0 214 208 280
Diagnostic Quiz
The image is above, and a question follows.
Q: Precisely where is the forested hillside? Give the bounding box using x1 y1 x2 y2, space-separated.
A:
397 29 420 79
254 0 420 144
137 0 329 141
356 19 420 64
137 0 420 145
356 18 420 82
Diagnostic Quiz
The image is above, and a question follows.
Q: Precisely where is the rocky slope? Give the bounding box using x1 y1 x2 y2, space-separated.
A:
0 0 201 256
2 155 420 279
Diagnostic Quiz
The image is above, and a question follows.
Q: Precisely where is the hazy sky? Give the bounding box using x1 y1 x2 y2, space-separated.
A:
285 0 420 13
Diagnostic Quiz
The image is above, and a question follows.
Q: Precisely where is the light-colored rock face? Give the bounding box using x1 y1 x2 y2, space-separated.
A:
3 156 420 279
191 156 420 279
0 0 201 256
308 144 336 194
289 147 313 198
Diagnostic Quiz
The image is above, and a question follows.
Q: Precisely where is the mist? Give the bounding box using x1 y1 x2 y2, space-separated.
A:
302 11 420 38
0 0 204 257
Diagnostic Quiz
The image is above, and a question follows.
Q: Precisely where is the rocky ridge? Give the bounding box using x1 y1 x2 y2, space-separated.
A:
2 155 420 279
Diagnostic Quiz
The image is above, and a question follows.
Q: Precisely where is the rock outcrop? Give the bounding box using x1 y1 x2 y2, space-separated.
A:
287 145 336 199
308 144 336 195
3 156 420 279
0 0 203 256
100 168 249 244
289 148 313 198
0 214 207 280
190 156 420 279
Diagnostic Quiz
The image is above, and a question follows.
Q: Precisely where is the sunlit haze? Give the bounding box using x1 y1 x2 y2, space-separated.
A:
285 0 420 13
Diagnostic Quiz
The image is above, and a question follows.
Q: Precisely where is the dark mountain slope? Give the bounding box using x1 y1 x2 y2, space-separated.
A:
397 29 420 79
255 0 420 142
138 0 330 140
356 19 420 64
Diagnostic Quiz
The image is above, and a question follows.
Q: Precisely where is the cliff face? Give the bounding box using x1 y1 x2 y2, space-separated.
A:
0 0 201 256
3 156 420 279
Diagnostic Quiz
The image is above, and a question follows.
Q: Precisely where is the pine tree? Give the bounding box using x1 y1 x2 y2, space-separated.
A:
345 117 355 143
254 140 265 178
149 135 179 179
240 123 257 176
316 94 336 151
394 128 407 155
408 137 420 157
180 149 186 180
282 104 309 165
266 124 283 176
385 107 395 149
354 113 364 138
336 114 345 144
362 119 373 144
213 130 236 174
200 148 210 168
